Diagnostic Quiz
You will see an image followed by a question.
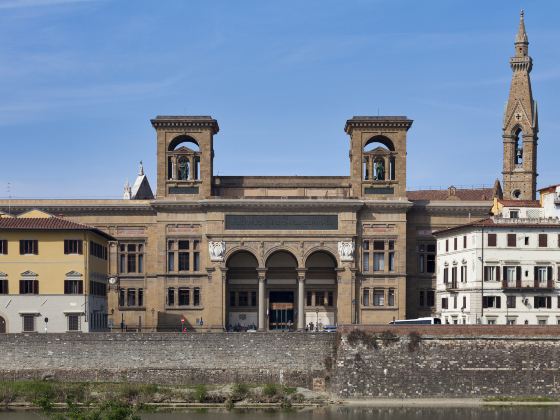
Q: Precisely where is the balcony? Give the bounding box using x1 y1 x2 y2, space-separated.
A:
502 278 554 292
445 281 459 291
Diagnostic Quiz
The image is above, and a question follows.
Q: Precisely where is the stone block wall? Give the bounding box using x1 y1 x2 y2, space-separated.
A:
0 333 335 388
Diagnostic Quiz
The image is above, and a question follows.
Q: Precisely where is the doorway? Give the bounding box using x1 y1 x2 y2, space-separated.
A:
0 316 6 333
269 291 294 331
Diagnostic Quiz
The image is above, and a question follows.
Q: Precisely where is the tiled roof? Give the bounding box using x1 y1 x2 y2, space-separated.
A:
406 188 494 201
0 217 114 240
434 217 560 236
498 199 541 207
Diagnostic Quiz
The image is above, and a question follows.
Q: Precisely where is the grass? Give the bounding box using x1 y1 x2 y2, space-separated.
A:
483 396 560 402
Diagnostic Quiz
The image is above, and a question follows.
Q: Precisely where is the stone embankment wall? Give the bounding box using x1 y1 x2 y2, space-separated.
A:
0 333 335 388
332 326 560 398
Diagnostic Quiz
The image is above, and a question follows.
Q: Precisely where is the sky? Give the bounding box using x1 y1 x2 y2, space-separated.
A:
0 0 559 198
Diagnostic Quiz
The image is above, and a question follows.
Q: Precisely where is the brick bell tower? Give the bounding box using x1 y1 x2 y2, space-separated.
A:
502 11 539 200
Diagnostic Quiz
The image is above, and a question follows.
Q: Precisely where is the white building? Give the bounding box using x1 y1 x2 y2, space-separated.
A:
434 186 560 325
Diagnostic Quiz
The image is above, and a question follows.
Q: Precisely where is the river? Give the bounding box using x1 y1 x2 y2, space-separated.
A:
2 406 560 419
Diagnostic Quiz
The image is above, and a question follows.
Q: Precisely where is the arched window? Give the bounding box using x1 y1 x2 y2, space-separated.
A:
514 128 523 165
364 136 395 152
168 136 200 152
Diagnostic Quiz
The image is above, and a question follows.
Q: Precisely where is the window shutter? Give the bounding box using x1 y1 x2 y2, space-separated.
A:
534 297 538 309
78 241 83 255
496 267 501 282
33 240 38 255
516 266 522 281
548 266 553 281
19 241 23 255
539 234 547 247
507 234 516 247
496 296 501 308
503 267 508 281
547 297 552 309
19 281 23 294
35 280 39 294
64 240 68 254
534 266 538 282
482 297 488 308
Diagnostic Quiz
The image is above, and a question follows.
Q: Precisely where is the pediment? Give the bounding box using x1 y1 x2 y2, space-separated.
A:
65 270 83 277
174 146 197 154
20 270 38 277
503 100 531 132
365 146 390 155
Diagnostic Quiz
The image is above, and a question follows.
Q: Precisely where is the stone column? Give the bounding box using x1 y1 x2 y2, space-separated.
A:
297 269 306 331
257 269 266 331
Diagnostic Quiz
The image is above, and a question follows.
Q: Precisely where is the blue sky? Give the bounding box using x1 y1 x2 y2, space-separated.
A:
1 0 559 198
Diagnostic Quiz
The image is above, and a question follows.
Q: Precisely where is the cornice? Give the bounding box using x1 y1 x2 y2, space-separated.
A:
150 116 219 134
345 116 413 134
152 199 365 212
0 200 155 215
412 200 492 216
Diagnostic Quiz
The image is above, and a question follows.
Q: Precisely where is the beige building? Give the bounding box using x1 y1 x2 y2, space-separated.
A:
0 210 113 333
0 13 537 331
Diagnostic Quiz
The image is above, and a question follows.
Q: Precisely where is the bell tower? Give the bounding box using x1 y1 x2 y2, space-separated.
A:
502 11 539 200
151 116 219 200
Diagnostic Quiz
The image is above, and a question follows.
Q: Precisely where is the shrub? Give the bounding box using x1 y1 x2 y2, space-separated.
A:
231 383 249 401
347 330 378 349
408 331 422 352
193 385 208 403
262 383 279 398
379 330 398 347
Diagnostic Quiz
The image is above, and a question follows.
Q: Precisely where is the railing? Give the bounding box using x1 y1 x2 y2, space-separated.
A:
492 216 558 225
502 279 554 290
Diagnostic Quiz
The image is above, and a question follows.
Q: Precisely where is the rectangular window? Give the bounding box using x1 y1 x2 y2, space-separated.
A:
441 297 448 309
327 291 334 306
419 290 425 306
64 280 83 295
451 267 457 287
453 237 457 251
127 288 136 306
168 239 200 272
178 252 190 271
373 253 385 271
363 251 370 272
119 243 144 274
193 288 201 306
64 239 83 255
306 291 312 306
443 267 449 284
22 315 35 332
316 291 325 306
119 289 125 306
89 241 107 260
250 291 257 307
238 291 248 306
373 240 384 251
0 240 7 255
463 235 467 249
388 289 395 306
178 288 190 306
0 280 8 294
19 240 38 255
524 236 529 246
506 296 516 308
507 234 516 247
510 210 519 219
482 296 501 309
138 288 144 307
67 315 80 332
462 296 467 310
388 251 395 272
229 291 236 307
427 290 435 307
19 280 39 294
460 265 467 283
417 242 436 273
534 296 552 309
168 252 175 272
418 253 425 273
487 234 497 247
539 234 548 247
453 295 457 309
167 288 176 306
193 252 200 271
363 288 369 306
484 266 499 281
445 240 449 252
373 289 384 306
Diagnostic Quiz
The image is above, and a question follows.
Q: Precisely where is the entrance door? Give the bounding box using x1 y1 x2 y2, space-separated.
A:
0 316 5 333
269 291 294 331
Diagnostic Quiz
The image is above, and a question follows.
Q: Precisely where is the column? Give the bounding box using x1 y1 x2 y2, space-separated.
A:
297 277 305 330
257 270 266 331
369 157 375 181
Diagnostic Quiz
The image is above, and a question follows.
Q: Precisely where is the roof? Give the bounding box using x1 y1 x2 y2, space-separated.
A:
406 188 494 201
433 217 560 236
0 216 115 240
498 199 541 207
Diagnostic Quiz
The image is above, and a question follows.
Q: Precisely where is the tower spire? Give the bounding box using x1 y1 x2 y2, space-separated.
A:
502 11 538 201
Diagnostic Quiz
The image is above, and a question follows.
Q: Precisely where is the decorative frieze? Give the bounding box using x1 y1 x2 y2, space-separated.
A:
338 241 355 262
209 241 226 262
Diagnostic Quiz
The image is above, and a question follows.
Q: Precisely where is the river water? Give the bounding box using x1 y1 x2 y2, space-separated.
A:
2 406 560 419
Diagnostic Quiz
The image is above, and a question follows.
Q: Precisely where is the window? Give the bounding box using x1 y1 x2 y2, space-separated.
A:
64 239 83 255
316 291 325 306
119 243 144 274
19 279 38 294
178 288 190 306
90 241 107 260
441 297 448 309
373 289 384 306
463 236 467 248
460 265 467 283
426 291 435 307
138 288 144 307
388 289 395 306
535 266 550 285
462 296 467 310
443 267 449 284
453 295 458 309
0 240 7 255
64 280 83 295
238 291 249 306
363 240 370 272
510 210 519 219
507 234 516 247
482 296 501 309
503 266 521 287
453 237 457 251
90 281 106 296
524 236 529 246
167 239 200 272
364 239 396 273
193 288 200 306
445 240 449 252
119 289 125 306
168 288 175 306
327 291 334 306
534 296 552 309
538 319 548 325
451 266 457 287
0 278 8 294
19 240 38 255
539 234 548 248
363 289 370 306
388 241 395 272
306 291 312 306
507 319 516 325
419 290 424 306
127 288 136 306
484 266 500 282
418 242 436 274
506 296 516 308
22 315 35 332
373 252 385 271
487 234 497 247
67 315 80 332
251 291 257 307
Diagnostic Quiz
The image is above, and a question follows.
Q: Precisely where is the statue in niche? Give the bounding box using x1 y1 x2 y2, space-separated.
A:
178 158 189 180
375 159 385 181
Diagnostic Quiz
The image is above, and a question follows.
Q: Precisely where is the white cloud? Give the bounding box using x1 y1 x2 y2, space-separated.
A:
0 0 97 9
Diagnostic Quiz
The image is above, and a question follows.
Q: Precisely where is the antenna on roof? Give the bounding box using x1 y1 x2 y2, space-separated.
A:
377 107 380 116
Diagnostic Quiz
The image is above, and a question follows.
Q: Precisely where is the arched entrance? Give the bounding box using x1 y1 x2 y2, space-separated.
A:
226 251 258 331
266 251 298 331
0 316 6 333
304 251 337 330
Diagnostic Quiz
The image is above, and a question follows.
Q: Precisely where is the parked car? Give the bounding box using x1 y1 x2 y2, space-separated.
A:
323 325 337 333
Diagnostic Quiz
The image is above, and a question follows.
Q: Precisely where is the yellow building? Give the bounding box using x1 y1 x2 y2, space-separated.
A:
0 210 114 333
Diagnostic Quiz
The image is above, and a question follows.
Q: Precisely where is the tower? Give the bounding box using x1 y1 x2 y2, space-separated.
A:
502 11 539 200
151 116 219 199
